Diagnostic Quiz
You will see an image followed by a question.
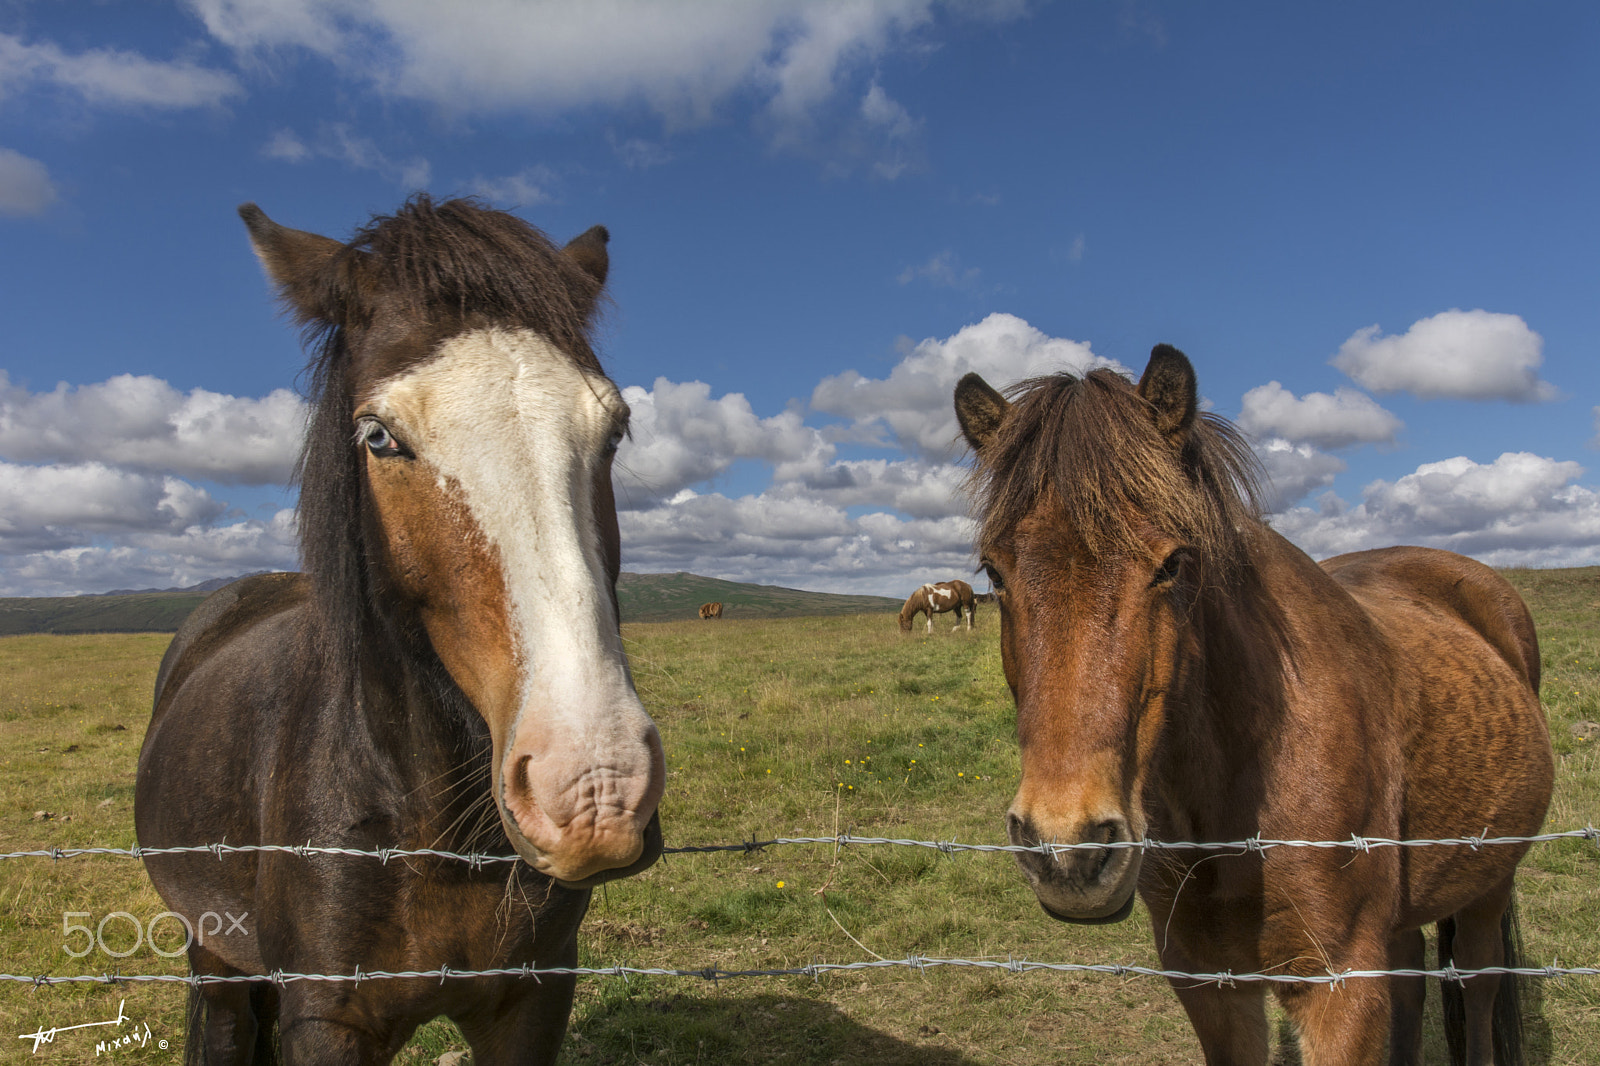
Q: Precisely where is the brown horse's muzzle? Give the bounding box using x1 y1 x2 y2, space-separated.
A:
1007 809 1141 923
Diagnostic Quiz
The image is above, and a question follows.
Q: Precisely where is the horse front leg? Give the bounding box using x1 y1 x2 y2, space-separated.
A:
459 975 578 1066
1170 981 1270 1065
1388 927 1426 1065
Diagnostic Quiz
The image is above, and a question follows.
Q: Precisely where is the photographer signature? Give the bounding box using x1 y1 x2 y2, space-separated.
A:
17 999 164 1056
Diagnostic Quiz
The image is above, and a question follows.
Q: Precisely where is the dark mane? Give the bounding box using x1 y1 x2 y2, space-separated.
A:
968 368 1265 578
293 195 604 684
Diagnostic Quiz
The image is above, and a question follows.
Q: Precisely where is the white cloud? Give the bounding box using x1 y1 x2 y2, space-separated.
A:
619 488 978 595
0 462 227 552
615 378 832 508
0 147 57 216
186 1 1017 147
0 509 298 597
261 123 430 186
0 32 241 110
811 312 1129 459
0 371 306 485
1237 381 1402 450
1330 309 1556 402
1272 452 1600 566
898 249 980 290
262 128 311 162
468 166 557 207
1254 438 1346 514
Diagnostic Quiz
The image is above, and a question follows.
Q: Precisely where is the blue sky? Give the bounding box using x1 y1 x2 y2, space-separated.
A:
1 1 1596 597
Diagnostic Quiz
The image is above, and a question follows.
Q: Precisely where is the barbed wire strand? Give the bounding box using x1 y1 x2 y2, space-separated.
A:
3 825 1597 865
5 959 1599 991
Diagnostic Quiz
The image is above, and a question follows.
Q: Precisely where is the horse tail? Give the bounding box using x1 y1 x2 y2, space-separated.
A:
1438 900 1530 1066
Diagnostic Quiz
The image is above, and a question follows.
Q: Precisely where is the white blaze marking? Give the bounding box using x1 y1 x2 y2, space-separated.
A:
367 327 647 766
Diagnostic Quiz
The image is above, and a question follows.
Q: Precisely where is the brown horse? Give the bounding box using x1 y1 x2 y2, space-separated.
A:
699 601 724 619
135 197 665 1064
898 579 976 633
955 346 1553 1065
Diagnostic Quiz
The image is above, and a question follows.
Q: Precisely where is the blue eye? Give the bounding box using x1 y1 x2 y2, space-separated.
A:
357 419 404 458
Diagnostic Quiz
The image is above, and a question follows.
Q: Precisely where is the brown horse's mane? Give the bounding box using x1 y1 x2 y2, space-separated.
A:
968 369 1266 580
294 196 605 686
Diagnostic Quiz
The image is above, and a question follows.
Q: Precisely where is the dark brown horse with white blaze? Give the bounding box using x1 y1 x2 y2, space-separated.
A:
898 579 976 633
955 347 1553 1066
135 197 665 1064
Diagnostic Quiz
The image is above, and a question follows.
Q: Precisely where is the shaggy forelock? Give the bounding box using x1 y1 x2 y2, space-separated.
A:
968 369 1264 576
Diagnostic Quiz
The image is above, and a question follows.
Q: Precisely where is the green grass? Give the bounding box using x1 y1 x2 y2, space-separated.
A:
1 578 1596 1065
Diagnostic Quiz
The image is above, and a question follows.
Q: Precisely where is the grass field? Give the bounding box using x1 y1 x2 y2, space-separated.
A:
1 569 1597 1064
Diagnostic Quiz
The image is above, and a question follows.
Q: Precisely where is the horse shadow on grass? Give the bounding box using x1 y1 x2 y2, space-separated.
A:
563 990 983 1065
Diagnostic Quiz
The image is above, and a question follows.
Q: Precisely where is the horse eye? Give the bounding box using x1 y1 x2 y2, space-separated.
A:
1152 551 1185 587
357 419 404 458
982 562 1006 592
604 427 625 455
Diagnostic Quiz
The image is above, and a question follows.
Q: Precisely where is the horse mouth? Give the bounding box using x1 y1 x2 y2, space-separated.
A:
1038 888 1137 925
550 811 664 889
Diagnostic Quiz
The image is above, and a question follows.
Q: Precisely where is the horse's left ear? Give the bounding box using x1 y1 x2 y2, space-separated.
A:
1138 344 1198 445
563 225 609 319
955 372 1011 457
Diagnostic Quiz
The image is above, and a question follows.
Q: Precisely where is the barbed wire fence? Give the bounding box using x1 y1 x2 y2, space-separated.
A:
4 826 1598 991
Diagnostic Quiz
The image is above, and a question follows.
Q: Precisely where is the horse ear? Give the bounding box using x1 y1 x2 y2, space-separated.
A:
563 225 610 320
238 203 344 321
955 372 1011 455
1137 344 1198 444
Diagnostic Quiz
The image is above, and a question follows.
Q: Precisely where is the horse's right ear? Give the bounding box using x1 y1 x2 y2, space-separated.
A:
955 372 1011 456
238 203 345 321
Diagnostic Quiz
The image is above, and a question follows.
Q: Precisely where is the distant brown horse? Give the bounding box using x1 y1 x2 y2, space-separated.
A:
136 198 665 1064
955 346 1553 1065
699 601 724 619
899 579 975 633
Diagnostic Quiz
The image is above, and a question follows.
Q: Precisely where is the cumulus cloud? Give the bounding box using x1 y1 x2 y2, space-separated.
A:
1237 381 1402 450
1330 309 1556 402
186 1 1016 152
1254 438 1346 514
1271 452 1600 567
0 509 298 597
811 312 1129 459
619 489 978 595
0 372 306 484
0 32 240 109
0 462 227 552
0 147 58 216
615 378 831 508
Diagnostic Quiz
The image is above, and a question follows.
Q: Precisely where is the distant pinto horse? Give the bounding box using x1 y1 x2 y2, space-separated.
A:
899 579 975 633
699 601 724 620
135 197 666 1065
955 346 1553 1066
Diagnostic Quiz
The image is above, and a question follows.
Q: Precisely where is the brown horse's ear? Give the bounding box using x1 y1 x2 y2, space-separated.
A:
1138 344 1198 444
955 372 1011 455
238 203 345 321
563 225 609 320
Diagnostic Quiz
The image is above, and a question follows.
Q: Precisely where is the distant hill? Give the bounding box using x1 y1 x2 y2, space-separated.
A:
0 571 902 635
0 590 213 636
616 571 901 622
